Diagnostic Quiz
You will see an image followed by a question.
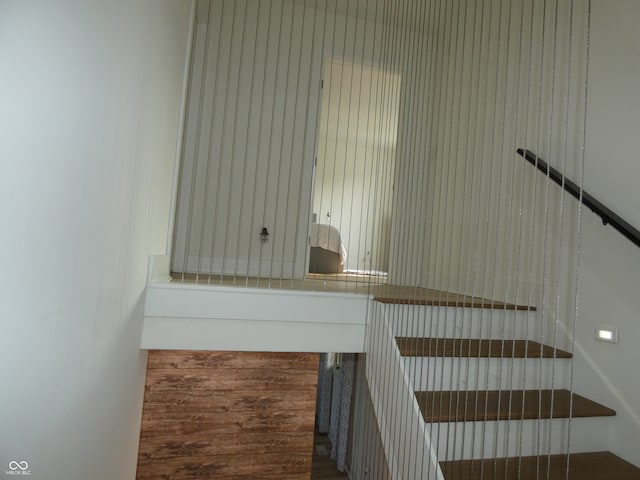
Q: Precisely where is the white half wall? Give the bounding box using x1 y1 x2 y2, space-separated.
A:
0 1 193 479
142 283 368 352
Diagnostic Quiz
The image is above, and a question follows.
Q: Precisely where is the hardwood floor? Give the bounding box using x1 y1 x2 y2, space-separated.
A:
312 431 350 480
171 272 532 310
396 338 572 358
136 351 319 480
440 452 640 480
415 389 616 423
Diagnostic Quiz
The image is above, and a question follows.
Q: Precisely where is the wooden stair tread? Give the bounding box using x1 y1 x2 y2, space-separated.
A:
374 296 534 311
370 285 534 310
440 451 640 480
415 389 616 423
396 337 572 358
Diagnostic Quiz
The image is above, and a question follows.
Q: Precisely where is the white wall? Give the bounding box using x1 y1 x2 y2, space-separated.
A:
568 0 640 465
348 354 392 479
0 2 192 479
173 0 410 278
413 0 640 465
385 0 438 286
173 0 328 277
414 0 588 307
364 302 443 479
314 59 400 272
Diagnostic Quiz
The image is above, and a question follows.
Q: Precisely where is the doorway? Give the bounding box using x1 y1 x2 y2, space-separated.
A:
310 58 401 276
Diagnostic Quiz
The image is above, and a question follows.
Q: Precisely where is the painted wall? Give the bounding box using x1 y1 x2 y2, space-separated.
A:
384 0 438 286
314 140 396 272
0 1 192 479
412 0 587 308
173 0 415 279
567 0 640 465
173 0 322 277
314 59 400 272
348 354 392 479
174 0 325 277
412 0 640 466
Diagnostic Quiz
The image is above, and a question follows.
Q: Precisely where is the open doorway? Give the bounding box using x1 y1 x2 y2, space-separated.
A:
309 58 401 277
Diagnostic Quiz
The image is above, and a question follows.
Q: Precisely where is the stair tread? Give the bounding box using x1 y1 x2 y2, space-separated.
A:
396 337 572 358
415 389 616 423
367 285 535 310
440 451 640 480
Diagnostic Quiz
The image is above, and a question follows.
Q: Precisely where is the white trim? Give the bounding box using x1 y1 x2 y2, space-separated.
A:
142 316 365 352
146 254 172 284
170 14 211 272
365 302 444 480
142 282 368 352
145 282 367 323
166 0 197 256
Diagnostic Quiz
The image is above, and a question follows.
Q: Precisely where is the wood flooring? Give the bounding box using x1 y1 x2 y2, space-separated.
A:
396 338 572 358
415 389 616 423
136 351 319 480
171 272 533 311
311 431 350 480
440 452 640 480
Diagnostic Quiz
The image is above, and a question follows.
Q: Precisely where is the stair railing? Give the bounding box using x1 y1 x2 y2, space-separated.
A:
516 148 640 249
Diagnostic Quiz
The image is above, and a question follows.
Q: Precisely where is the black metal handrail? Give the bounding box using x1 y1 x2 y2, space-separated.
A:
516 148 640 249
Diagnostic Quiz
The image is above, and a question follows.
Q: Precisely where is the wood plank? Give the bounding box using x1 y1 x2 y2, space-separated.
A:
137 452 311 478
136 351 319 479
140 390 316 417
440 451 640 480
415 390 616 423
139 410 315 435
375 296 533 311
172 272 534 311
144 367 318 392
372 285 534 310
146 350 319 370
136 472 315 480
138 431 313 460
396 337 573 358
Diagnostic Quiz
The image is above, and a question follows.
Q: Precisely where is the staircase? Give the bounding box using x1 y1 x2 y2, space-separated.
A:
368 300 640 479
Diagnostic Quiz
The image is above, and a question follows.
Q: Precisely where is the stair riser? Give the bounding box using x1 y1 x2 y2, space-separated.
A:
387 304 539 341
404 357 571 391
427 416 611 461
